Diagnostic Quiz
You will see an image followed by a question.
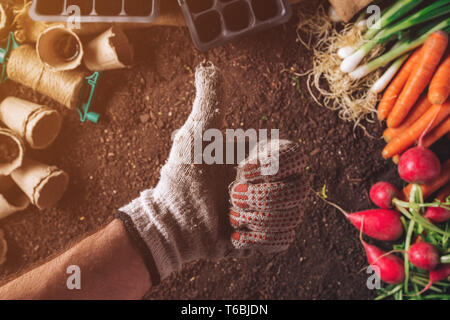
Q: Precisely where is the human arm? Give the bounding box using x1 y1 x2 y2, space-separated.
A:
0 61 304 300
0 219 150 300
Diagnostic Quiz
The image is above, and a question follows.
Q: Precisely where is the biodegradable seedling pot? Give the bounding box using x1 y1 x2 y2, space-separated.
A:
0 97 62 150
0 128 25 176
36 25 83 71
84 26 134 71
11 158 69 210
0 228 6 265
0 175 30 221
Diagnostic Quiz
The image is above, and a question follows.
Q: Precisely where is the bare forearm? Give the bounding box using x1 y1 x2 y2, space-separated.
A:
0 219 151 300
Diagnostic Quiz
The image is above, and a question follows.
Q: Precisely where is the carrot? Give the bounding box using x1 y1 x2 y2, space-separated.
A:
382 102 450 159
383 95 432 142
422 116 450 148
387 32 449 128
428 53 450 105
403 160 450 200
377 48 422 121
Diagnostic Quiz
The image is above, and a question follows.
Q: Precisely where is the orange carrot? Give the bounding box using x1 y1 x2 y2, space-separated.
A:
382 102 450 159
428 53 450 105
403 160 450 200
387 32 449 128
383 95 432 142
422 116 450 148
377 48 422 121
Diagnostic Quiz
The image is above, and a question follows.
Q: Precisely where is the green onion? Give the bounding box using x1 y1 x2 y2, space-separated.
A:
441 254 450 264
341 1 450 74
338 0 423 59
370 53 409 93
364 0 424 41
377 2 450 43
350 18 450 79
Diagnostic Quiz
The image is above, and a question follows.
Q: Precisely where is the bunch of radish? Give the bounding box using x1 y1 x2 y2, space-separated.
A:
321 141 450 299
369 143 450 299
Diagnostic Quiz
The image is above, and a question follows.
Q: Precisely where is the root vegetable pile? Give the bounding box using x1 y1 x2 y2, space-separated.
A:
320 142 450 299
297 0 450 300
297 0 450 129
380 30 450 161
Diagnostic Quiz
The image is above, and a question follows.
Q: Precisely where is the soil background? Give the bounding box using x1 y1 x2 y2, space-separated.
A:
0 0 448 300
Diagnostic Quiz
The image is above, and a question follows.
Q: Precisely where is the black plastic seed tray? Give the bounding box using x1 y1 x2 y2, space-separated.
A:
29 0 160 23
180 0 292 51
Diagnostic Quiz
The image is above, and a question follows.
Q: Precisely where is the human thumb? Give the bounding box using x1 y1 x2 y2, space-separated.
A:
168 61 224 165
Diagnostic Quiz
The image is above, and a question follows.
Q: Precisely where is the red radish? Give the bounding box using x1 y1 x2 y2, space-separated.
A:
362 241 405 284
417 264 450 295
408 242 440 271
403 160 450 200
398 146 441 184
347 209 403 241
425 207 450 223
425 184 450 223
322 199 403 241
370 182 400 209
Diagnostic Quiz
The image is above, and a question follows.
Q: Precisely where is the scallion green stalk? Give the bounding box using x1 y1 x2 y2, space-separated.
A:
338 0 423 59
350 19 450 79
341 0 450 73
364 0 424 40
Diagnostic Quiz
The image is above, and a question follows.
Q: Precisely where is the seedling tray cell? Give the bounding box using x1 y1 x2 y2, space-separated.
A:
30 0 160 23
180 0 292 51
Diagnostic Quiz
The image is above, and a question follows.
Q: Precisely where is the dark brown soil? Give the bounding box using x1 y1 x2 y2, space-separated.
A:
0 1 447 300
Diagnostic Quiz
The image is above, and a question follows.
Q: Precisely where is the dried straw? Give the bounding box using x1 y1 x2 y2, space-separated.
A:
7 45 87 109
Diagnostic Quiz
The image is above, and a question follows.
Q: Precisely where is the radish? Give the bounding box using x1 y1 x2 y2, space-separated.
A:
425 206 450 223
370 182 400 209
398 146 441 185
346 209 404 241
417 264 450 295
362 240 405 284
321 199 403 241
425 185 450 223
408 242 440 271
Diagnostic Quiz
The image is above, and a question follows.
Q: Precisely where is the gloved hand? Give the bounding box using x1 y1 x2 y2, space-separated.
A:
117 62 305 286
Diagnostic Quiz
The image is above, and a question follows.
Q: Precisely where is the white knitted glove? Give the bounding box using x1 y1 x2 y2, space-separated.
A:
117 62 304 285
